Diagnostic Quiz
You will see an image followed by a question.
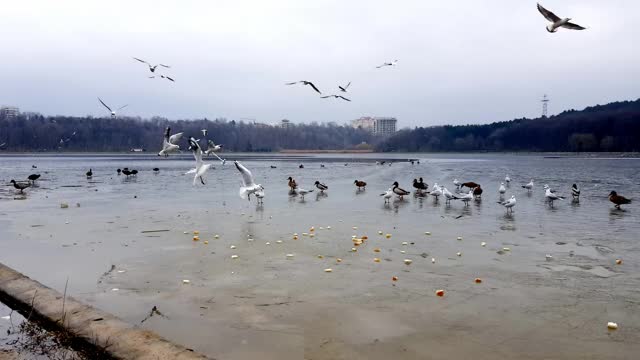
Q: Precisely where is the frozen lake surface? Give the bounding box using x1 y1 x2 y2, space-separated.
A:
1 153 639 359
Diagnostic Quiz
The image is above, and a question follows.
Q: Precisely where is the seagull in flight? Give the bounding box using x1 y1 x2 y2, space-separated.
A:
185 137 212 185
376 60 398 69
98 98 127 118
338 82 351 93
537 3 587 33
201 129 208 137
133 57 170 73
320 94 351 102
285 81 321 94
234 161 264 202
204 140 226 164
158 126 183 157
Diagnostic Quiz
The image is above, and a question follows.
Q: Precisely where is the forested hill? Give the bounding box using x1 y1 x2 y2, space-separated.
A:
378 99 640 152
0 116 374 152
1 98 639 152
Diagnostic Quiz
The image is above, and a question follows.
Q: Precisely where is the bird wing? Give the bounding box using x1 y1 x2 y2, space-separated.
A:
159 64 171 68
537 3 561 22
163 127 171 142
338 96 351 102
188 137 203 167
169 132 183 145
307 82 322 94
320 95 331 98
375 64 385 68
165 76 175 82
285 82 298 85
98 98 112 112
345 82 351 89
234 161 255 187
562 22 586 30
133 57 149 65
117 104 128 111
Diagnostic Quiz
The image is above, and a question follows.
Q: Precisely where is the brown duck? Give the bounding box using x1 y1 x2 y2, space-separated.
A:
461 181 480 190
609 191 631 209
287 177 298 191
473 186 483 199
354 180 367 190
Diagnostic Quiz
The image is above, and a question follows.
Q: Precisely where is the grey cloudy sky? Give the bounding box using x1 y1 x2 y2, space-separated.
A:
1 0 638 127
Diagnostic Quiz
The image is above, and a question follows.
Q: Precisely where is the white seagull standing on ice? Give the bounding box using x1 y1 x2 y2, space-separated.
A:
459 190 474 206
98 98 127 118
505 175 511 184
380 188 393 203
442 187 459 204
453 178 461 190
297 187 313 200
158 127 183 157
234 161 264 202
499 182 507 195
537 3 587 33
522 180 534 192
429 183 443 200
545 185 565 206
185 137 212 185
498 195 517 213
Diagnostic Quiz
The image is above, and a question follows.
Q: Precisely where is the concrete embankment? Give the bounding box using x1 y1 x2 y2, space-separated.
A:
0 263 209 360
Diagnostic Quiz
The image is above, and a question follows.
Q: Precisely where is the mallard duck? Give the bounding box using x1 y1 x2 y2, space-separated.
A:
314 181 328 192
10 180 31 194
392 181 410 200
288 177 298 190
473 186 483 199
354 180 367 190
571 184 580 199
28 174 41 184
86 169 93 178
609 191 631 209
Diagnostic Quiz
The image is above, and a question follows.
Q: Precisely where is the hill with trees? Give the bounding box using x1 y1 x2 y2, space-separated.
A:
1 98 639 152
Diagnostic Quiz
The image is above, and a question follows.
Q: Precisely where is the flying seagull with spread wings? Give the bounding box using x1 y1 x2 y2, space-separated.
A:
133 57 171 73
537 3 586 33
320 94 351 102
158 127 183 157
376 60 398 69
285 81 321 94
98 98 128 118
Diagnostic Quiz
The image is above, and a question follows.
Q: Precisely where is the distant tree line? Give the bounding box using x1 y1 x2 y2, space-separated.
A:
0 115 375 152
377 99 640 152
1 98 639 152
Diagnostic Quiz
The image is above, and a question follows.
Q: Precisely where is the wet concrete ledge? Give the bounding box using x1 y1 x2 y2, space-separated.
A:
0 263 209 360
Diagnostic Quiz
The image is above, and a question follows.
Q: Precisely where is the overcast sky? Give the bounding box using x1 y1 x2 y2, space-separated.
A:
1 0 638 127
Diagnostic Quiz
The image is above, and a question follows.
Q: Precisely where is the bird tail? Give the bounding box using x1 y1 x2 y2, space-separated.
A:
185 168 196 175
521 186 526 188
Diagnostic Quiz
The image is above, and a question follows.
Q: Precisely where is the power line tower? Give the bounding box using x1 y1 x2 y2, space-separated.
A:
541 94 550 118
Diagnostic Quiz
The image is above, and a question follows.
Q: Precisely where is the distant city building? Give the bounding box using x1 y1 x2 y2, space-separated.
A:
351 116 397 135
373 117 397 136
0 106 19 119
280 119 293 129
351 116 375 131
